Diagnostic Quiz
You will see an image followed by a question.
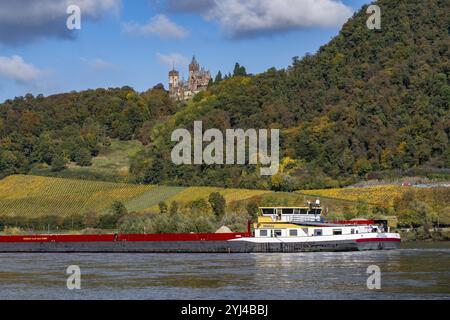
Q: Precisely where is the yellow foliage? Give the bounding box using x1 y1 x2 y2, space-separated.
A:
298 186 409 208
312 116 332 134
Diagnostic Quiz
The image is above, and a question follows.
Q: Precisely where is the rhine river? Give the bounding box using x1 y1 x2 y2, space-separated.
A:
0 242 448 300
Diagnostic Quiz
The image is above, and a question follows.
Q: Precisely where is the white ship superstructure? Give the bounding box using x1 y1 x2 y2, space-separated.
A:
230 203 401 251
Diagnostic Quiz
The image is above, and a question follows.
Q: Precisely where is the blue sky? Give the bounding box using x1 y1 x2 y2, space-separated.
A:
0 0 370 102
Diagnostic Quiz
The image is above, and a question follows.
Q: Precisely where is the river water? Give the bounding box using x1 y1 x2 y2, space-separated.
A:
0 242 448 300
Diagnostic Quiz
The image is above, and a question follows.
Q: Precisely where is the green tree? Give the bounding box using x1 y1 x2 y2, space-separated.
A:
62 214 84 230
83 211 99 228
143 157 165 184
112 201 127 216
98 214 118 229
169 201 179 216
208 192 226 218
75 148 92 167
51 152 67 172
353 159 373 177
246 200 260 221
214 71 223 83
159 201 168 214
233 63 247 77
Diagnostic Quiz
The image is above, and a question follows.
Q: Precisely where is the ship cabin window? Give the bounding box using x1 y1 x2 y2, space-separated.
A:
289 229 298 237
274 230 282 237
351 229 355 234
260 230 268 237
261 208 275 216
300 209 308 215
314 229 323 236
333 229 343 235
308 209 322 215
282 208 294 215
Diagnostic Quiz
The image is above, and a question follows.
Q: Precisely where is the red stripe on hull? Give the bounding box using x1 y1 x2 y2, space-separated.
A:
0 233 249 243
118 233 248 242
356 238 401 243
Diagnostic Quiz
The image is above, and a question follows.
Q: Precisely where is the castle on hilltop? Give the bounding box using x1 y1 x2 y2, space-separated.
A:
169 56 211 101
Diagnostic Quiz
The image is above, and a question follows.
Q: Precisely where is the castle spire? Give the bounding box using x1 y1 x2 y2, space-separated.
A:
189 55 199 72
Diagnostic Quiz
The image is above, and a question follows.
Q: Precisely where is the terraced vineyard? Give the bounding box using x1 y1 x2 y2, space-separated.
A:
297 186 450 211
0 175 156 217
297 186 408 208
0 175 268 218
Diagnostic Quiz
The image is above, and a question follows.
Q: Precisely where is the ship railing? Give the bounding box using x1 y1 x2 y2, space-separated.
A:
284 215 320 223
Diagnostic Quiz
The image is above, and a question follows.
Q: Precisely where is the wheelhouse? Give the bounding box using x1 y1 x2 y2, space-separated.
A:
259 206 323 223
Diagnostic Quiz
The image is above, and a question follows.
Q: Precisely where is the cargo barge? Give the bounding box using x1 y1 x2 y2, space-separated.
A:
0 205 400 253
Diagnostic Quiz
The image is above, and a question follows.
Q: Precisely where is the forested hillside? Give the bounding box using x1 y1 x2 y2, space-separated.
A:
0 0 449 190
0 85 176 178
130 0 450 189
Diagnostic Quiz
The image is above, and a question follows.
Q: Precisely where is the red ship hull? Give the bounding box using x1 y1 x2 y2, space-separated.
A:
0 233 249 243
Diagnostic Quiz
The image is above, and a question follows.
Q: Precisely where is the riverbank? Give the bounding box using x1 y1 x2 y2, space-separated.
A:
398 228 450 242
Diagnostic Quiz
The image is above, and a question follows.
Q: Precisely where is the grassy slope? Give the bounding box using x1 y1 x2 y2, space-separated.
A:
68 139 144 176
32 140 145 183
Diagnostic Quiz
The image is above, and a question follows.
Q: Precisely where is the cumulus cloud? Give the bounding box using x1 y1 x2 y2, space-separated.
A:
165 0 353 38
0 0 121 45
122 14 189 39
156 53 189 68
0 55 42 83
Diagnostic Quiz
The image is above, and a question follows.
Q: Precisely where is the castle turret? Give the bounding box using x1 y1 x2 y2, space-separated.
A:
169 68 179 99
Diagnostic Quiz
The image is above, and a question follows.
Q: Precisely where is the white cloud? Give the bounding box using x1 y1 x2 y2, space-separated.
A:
122 15 189 39
156 53 189 68
0 0 121 45
166 0 353 38
0 55 42 83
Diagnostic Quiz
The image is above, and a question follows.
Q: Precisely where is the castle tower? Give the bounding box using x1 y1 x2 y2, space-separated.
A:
169 69 179 90
169 68 179 99
189 55 200 73
189 56 200 92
